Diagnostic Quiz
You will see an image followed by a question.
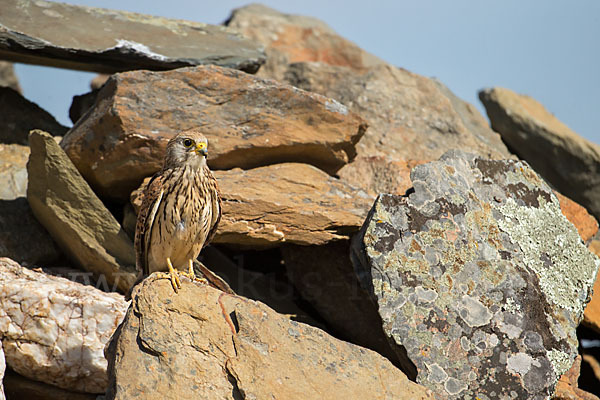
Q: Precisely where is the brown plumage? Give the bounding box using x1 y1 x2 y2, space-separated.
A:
134 128 221 292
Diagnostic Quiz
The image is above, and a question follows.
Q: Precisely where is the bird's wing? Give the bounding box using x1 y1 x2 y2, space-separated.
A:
134 173 165 276
204 175 222 247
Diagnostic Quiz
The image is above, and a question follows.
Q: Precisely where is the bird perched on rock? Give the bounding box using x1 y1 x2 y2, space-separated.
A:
134 128 221 293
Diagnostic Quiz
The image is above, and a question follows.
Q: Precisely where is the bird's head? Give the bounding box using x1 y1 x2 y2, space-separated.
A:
164 129 210 169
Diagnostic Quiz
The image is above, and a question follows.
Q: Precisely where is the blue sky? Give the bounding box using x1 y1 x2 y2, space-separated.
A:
14 1 600 144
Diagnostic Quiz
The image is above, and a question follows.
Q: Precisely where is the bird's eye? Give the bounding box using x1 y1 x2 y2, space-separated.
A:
183 139 194 147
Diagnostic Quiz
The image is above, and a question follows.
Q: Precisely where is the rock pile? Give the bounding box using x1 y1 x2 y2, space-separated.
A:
0 3 599 400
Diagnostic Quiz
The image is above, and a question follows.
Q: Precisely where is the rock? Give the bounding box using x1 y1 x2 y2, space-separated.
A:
0 0 265 74
133 163 371 247
68 89 99 124
553 356 600 400
0 340 4 400
0 87 67 145
225 4 385 81
581 353 600 393
337 156 422 197
90 74 110 90
61 65 366 200
0 257 128 393
0 198 61 266
200 246 314 321
351 151 600 399
285 62 512 162
215 163 372 247
3 369 97 400
105 275 433 400
27 130 136 293
556 192 599 243
281 241 414 374
0 61 21 92
479 87 600 220
0 143 29 200
584 240 600 333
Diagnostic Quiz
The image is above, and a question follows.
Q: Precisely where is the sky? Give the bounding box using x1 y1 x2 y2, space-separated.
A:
13 1 600 145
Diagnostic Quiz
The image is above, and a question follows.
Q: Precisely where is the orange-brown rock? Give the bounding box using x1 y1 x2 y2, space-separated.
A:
105 275 434 400
285 62 511 163
553 356 600 400
337 156 423 197
556 192 599 242
480 87 600 220
226 4 385 81
584 240 600 333
132 163 372 248
61 65 366 200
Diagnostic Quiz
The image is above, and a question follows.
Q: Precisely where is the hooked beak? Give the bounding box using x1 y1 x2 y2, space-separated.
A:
195 144 208 157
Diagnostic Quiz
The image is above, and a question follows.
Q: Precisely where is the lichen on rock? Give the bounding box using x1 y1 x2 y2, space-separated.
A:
351 150 600 399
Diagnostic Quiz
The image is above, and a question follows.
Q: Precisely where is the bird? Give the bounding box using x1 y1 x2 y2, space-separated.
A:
134 128 221 293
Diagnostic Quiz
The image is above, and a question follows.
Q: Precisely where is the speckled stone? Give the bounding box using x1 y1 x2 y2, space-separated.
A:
0 257 128 393
351 150 600 399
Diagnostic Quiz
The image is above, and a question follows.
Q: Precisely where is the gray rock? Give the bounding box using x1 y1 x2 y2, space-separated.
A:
0 198 60 266
351 151 600 399
27 130 136 293
0 87 67 145
479 87 600 221
0 0 265 74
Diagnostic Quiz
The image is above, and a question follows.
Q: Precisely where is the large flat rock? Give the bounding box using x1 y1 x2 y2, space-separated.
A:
226 4 385 81
479 87 600 220
351 151 600 399
0 257 128 393
106 275 433 400
0 0 265 73
61 65 366 200
27 130 136 293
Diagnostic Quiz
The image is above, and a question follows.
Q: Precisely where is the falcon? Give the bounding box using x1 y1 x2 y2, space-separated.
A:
134 128 221 292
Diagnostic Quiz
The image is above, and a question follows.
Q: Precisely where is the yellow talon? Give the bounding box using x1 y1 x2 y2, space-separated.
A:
154 257 181 293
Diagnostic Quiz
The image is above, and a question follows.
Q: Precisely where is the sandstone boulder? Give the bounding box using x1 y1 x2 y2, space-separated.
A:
27 130 136 293
0 87 67 145
286 62 511 162
225 4 385 81
61 65 366 200
479 87 600 220
0 257 128 393
106 275 433 400
0 0 265 74
351 151 600 398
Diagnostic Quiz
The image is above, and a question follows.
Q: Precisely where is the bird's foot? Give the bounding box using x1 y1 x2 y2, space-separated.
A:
155 257 181 293
179 259 208 284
